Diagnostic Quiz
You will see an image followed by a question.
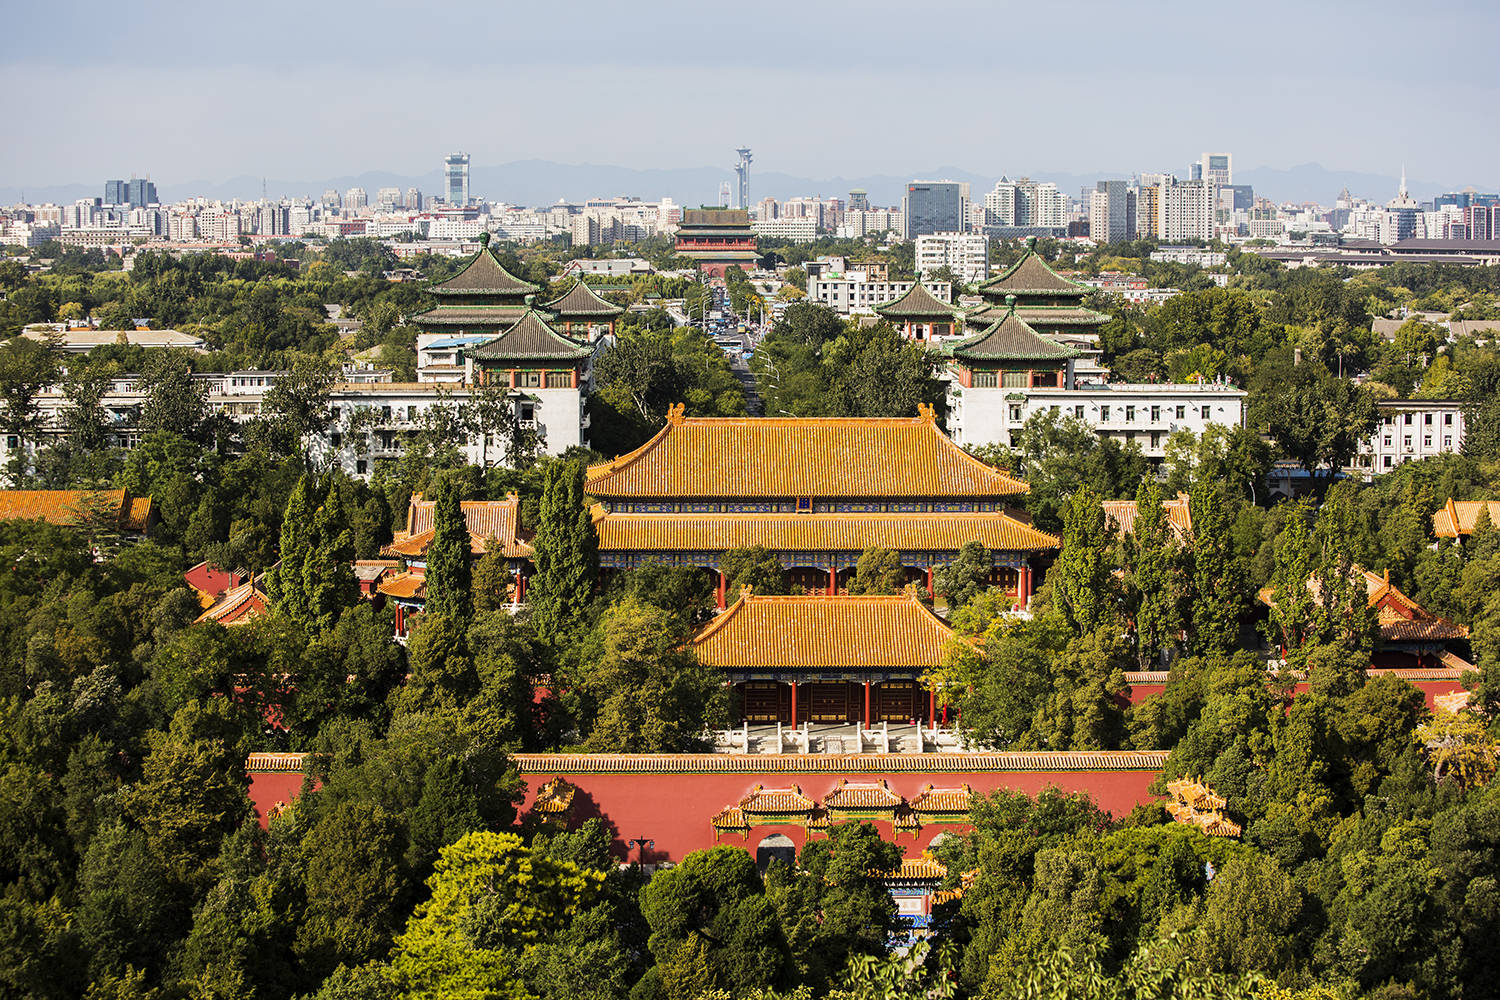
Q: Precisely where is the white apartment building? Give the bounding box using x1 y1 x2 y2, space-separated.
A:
1353 400 1465 476
752 217 819 243
0 366 589 486
809 276 951 315
836 209 903 239
1149 247 1227 267
915 232 990 284
1157 179 1217 242
945 375 1247 460
983 177 1068 230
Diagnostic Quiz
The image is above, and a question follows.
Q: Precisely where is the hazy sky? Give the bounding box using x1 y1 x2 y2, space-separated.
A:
3 0 1497 189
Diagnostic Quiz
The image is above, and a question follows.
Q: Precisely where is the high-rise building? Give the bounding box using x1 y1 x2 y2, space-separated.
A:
1198 153 1232 186
915 232 990 284
444 152 470 206
126 179 158 207
1158 178 1216 241
405 187 422 210
1089 180 1136 244
322 189 342 211
345 188 368 212
376 187 402 211
104 180 127 206
849 189 869 212
903 181 970 240
1384 169 1420 244
983 177 1065 233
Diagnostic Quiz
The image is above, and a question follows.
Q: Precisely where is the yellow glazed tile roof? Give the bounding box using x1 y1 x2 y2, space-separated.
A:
1101 494 1193 542
0 488 152 531
822 779 904 810
692 590 965 669
586 404 1029 499
909 783 974 812
594 509 1059 554
384 494 533 559
740 784 817 813
1433 499 1500 538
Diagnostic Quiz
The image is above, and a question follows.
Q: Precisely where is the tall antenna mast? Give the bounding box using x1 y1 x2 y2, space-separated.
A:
734 148 753 209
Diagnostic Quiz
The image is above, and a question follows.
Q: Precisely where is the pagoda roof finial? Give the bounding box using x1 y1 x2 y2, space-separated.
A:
478 230 491 247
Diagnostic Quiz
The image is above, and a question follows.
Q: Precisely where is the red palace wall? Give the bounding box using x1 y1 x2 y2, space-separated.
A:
248 770 307 828
514 752 1166 864
1124 672 1467 711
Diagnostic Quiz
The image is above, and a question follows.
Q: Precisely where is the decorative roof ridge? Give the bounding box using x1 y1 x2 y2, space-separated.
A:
544 277 625 317
586 416 678 485
688 589 751 645
430 240 540 296
873 281 960 317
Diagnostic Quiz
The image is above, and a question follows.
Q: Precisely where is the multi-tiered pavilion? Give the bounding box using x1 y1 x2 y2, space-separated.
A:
965 237 1108 345
584 404 1058 607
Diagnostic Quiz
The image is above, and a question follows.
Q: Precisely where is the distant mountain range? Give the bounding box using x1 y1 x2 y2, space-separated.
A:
3 160 1490 212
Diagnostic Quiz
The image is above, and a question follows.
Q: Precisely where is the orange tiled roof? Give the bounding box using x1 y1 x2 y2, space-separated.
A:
246 752 308 772
711 805 748 831
195 582 268 626
594 509 1059 554
909 783 974 813
1258 565 1468 643
822 779 904 810
376 572 425 600
740 784 817 813
1101 493 1192 542
385 494 532 559
585 404 1029 499
886 856 948 880
0 489 152 532
692 589 964 669
512 751 1171 774
1432 499 1500 538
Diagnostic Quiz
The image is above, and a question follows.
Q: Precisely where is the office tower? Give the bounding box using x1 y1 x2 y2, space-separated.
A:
849 188 869 211
1199 153 1232 186
903 181 970 239
322 189 342 211
376 187 402 211
1089 180 1136 244
104 180 127 206
406 187 422 210
345 188 368 212
1384 168 1420 243
444 152 470 206
126 179 158 207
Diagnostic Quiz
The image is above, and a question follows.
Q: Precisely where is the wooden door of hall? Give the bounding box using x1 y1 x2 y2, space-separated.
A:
874 680 918 722
808 682 852 723
741 682 786 724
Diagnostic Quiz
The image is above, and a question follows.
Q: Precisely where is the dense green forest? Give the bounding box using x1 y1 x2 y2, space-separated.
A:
2 237 1500 998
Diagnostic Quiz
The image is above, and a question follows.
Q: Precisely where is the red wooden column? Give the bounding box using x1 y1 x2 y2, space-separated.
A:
716 572 727 609
827 568 837 596
790 682 798 727
927 690 936 727
1019 566 1033 607
863 682 871 725
925 567 934 598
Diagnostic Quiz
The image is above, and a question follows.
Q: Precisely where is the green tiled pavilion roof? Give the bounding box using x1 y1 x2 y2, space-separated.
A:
978 245 1088 298
966 304 1109 327
545 279 625 320
409 304 529 327
430 244 540 297
949 304 1080 362
873 281 959 319
469 309 593 363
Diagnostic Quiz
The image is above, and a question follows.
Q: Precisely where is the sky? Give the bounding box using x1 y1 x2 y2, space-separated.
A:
3 0 1498 193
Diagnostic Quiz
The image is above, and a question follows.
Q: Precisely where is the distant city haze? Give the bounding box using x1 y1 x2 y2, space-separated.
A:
3 0 1496 205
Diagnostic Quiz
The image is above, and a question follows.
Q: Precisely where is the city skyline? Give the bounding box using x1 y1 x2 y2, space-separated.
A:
3 0 1497 198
